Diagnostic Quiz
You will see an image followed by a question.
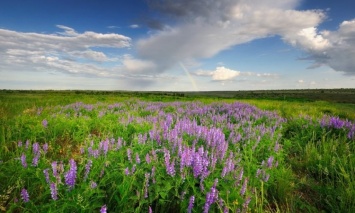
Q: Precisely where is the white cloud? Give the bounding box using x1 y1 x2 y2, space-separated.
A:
298 79 304 83
194 66 279 81
285 19 355 75
0 25 131 77
212 66 240 81
138 0 325 73
130 24 140 29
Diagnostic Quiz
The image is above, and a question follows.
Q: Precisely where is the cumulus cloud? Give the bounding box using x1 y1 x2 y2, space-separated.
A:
289 19 355 75
195 66 279 81
138 0 325 73
0 25 131 77
211 66 240 81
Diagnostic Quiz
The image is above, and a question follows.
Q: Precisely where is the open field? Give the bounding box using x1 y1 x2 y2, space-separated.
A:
0 90 354 212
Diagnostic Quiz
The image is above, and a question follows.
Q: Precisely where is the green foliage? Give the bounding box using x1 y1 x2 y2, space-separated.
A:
0 91 354 212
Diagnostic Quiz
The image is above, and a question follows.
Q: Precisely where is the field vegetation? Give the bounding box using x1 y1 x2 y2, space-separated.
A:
0 90 354 212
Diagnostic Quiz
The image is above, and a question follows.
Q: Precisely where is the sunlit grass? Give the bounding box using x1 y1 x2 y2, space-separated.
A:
0 91 354 212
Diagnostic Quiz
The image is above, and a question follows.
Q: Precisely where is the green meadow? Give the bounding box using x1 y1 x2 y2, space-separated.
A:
0 90 354 212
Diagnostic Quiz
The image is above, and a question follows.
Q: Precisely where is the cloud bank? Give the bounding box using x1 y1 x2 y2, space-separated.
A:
137 0 355 75
0 25 131 77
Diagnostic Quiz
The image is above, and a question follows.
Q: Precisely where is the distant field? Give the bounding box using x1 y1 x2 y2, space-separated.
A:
0 90 354 212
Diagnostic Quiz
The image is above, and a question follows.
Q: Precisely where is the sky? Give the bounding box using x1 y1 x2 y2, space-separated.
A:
1 0 355 91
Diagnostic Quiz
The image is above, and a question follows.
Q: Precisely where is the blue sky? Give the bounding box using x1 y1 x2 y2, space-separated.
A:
1 0 355 91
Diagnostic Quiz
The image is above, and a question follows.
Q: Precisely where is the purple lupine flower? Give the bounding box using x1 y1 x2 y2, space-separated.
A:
264 173 270 182
90 181 97 189
238 168 244 181
18 141 22 147
151 166 156 184
80 147 85 154
267 156 274 168
51 161 58 177
145 153 151 164
193 152 203 178
100 139 109 156
274 141 280 152
43 169 50 184
149 206 153 213
243 196 251 210
204 179 219 213
25 140 30 150
136 153 141 164
144 173 150 198
188 196 195 213
64 159 77 190
32 142 40 155
21 153 27 168
127 149 132 162
84 160 92 180
100 204 107 213
32 153 40 167
164 149 175 176
240 178 248 196
42 119 48 128
42 143 48 154
124 167 130 175
131 165 136 174
50 182 58 200
21 188 29 203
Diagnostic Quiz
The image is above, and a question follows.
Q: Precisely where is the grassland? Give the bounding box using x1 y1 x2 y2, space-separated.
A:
0 90 354 212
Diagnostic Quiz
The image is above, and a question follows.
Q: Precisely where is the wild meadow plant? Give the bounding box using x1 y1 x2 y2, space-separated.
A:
0 100 354 212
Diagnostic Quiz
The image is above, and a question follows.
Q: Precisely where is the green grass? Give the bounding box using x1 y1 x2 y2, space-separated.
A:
0 90 354 212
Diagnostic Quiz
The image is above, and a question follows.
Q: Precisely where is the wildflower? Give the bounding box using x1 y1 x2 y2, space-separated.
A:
263 174 270 182
145 153 151 164
144 173 150 198
21 188 29 203
64 159 77 190
42 119 48 128
131 165 136 174
127 149 132 162
193 152 203 178
25 140 30 150
51 161 58 177
90 181 97 189
204 179 219 213
243 196 251 210
267 156 274 168
50 182 58 200
21 153 27 168
100 139 109 156
18 141 22 147
42 143 48 154
188 196 195 213
136 153 141 164
149 206 153 213
124 167 130 175
32 153 40 167
43 169 50 184
100 204 107 213
84 160 92 180
240 178 248 196
32 142 40 155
